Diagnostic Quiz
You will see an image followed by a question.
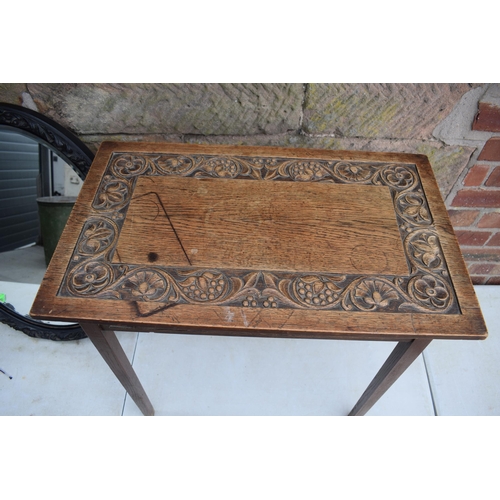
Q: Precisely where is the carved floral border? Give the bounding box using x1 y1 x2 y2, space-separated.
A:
58 152 460 314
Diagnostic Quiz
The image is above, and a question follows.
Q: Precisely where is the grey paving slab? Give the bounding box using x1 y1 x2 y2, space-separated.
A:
6 281 497 417
123 333 434 416
0 325 137 415
423 285 500 416
0 245 46 284
0 281 137 415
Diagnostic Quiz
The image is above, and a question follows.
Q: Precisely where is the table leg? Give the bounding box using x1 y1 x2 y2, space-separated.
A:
80 322 154 416
348 338 432 416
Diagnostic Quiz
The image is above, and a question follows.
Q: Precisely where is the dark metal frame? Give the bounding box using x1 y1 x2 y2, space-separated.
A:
0 102 94 340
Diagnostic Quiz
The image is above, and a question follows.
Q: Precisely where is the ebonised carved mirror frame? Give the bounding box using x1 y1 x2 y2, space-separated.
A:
0 102 94 340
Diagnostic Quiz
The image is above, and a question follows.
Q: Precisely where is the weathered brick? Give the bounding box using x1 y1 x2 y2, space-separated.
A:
486 276 500 284
472 102 500 132
485 166 500 187
303 83 478 139
448 209 480 227
456 230 492 246
463 164 490 186
468 263 500 275
27 83 304 136
452 189 500 207
462 248 500 262
471 276 489 284
478 137 500 161
478 212 500 228
486 233 500 246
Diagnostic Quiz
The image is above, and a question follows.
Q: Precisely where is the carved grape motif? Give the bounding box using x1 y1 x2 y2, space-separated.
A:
179 272 228 302
251 157 281 169
288 161 327 181
203 157 240 178
242 295 259 307
293 275 341 307
262 296 278 308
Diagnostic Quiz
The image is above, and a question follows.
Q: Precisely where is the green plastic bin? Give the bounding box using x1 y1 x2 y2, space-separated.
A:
37 196 76 266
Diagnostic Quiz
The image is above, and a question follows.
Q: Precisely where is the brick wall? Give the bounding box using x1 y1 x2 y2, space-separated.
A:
1 83 499 284
449 133 500 284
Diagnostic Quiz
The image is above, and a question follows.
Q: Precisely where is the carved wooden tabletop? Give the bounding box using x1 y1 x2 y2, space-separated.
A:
30 142 487 415
31 142 486 341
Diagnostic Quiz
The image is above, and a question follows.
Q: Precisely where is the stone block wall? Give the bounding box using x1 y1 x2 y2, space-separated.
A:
1 83 499 283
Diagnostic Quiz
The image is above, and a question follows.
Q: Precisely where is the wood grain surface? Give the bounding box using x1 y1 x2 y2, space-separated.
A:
113 175 407 275
30 142 487 341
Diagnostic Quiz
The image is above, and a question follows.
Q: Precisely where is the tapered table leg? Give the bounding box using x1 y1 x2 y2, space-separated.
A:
80 322 154 416
349 339 432 416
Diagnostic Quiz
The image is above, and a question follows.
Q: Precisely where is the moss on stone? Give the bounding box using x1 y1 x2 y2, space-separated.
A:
0 84 27 105
303 83 476 140
415 143 473 196
27 84 304 136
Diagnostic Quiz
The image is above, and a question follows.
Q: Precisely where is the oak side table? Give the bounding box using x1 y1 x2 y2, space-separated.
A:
30 142 487 416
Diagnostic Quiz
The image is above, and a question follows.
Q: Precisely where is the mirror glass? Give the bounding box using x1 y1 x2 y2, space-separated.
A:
0 129 83 318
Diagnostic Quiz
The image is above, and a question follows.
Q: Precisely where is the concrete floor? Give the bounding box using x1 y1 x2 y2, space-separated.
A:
1 272 498 416
0 244 47 284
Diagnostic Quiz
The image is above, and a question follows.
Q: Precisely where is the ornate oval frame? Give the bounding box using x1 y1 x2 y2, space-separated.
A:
0 102 94 340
